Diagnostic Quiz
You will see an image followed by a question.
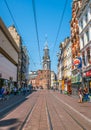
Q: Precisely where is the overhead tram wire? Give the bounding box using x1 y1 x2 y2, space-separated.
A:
4 0 21 41
32 0 41 64
52 0 68 59
4 0 36 68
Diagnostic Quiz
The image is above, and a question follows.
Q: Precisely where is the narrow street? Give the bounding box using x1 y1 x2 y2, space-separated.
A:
0 90 91 130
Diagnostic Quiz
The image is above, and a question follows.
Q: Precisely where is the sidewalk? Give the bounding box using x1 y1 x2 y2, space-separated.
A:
0 92 30 112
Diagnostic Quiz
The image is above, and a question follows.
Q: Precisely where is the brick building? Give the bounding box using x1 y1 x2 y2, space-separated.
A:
29 42 51 89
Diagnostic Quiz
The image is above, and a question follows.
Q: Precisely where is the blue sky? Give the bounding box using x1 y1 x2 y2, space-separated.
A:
0 0 72 73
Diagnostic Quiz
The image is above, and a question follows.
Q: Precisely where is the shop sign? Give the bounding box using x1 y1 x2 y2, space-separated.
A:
73 57 82 68
86 70 91 77
73 58 80 66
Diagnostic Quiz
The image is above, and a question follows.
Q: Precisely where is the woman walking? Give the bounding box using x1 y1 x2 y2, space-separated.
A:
78 87 83 103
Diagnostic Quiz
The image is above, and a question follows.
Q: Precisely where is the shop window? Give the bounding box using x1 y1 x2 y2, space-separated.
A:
89 82 91 94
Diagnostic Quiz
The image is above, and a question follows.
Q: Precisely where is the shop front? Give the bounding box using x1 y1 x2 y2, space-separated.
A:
71 74 82 95
0 53 18 92
67 79 72 94
61 80 64 91
64 78 71 94
83 70 91 94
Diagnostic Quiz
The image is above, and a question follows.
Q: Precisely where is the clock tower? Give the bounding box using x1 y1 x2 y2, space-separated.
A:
43 41 51 70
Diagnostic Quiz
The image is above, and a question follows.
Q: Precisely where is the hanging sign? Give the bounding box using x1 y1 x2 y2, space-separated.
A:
73 57 82 68
73 58 80 66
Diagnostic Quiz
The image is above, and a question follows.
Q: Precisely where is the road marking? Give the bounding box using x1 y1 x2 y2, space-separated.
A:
52 93 91 123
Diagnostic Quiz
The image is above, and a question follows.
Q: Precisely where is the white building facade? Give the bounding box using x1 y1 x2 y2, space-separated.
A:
78 0 91 93
51 71 56 88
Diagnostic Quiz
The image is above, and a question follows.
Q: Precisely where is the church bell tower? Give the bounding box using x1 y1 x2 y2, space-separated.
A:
43 41 51 70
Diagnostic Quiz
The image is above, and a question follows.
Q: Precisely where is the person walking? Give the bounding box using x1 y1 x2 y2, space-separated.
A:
85 86 89 101
78 87 83 103
14 87 17 95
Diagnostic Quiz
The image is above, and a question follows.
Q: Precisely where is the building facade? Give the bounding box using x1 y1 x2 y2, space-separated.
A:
51 71 56 88
71 0 82 95
8 25 22 88
78 0 91 93
0 18 19 91
58 38 72 94
59 42 65 92
8 26 29 87
64 38 72 93
28 42 51 89
21 46 29 86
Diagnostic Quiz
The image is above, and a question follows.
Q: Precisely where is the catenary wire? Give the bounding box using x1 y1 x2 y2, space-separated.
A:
52 0 68 58
4 0 36 68
32 0 41 64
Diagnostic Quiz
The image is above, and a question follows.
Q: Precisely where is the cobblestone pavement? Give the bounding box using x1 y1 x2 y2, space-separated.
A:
0 90 91 130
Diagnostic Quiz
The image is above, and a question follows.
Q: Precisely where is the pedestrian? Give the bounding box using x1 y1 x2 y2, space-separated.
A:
14 87 17 95
84 86 89 101
1 86 5 100
78 87 83 103
22 86 26 95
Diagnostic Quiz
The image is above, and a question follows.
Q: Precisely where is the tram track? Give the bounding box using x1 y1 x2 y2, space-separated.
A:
0 97 27 119
53 96 86 130
46 94 68 130
46 98 53 130
20 98 38 130
0 91 40 130
21 91 91 130
51 92 91 130
0 92 38 120
22 90 49 130
0 90 90 130
64 108 86 130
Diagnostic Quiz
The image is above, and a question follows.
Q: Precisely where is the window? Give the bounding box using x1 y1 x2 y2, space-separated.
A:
87 49 91 64
85 13 88 23
80 19 83 29
81 36 84 48
82 53 86 66
86 30 89 43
